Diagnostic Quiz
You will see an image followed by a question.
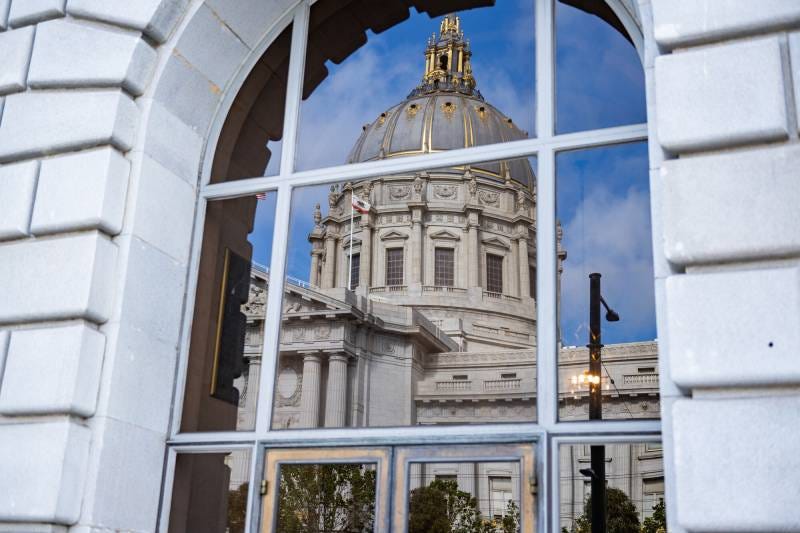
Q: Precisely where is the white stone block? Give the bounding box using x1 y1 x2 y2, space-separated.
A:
66 0 188 43
175 3 248 89
31 147 129 236
0 525 66 533
790 32 800 135
79 416 165 532
0 232 117 324
0 0 10 30
663 145 800 264
205 0 293 49
655 36 788 153
0 25 34 95
0 330 8 376
112 235 186 345
0 160 38 240
28 18 156 96
673 396 800 531
653 0 800 48
131 154 196 262
0 323 105 417
0 90 138 161
667 267 800 388
8 0 65 27
140 98 203 184
95 321 176 434
0 419 90 524
153 47 221 133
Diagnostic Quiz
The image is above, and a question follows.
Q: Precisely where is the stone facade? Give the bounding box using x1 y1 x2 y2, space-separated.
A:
0 0 798 532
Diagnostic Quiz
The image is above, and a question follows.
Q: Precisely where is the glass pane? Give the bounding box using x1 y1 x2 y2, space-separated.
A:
272 156 537 429
556 142 659 421
559 442 666 533
275 463 377 532
295 2 535 171
209 24 291 182
181 193 277 432
555 1 645 134
168 450 251 533
408 461 522 532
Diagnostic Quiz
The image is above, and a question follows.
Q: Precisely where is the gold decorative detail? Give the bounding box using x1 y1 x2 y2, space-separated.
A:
441 100 456 118
476 105 487 120
505 117 514 128
406 103 419 118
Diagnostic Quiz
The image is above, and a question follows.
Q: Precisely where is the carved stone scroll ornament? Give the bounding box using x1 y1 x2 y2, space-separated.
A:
434 184 457 199
478 190 499 206
389 185 410 200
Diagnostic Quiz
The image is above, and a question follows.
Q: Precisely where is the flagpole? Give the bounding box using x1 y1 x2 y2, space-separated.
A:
348 191 354 291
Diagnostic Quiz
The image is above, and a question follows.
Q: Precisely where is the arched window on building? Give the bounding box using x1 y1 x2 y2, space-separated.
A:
163 2 662 532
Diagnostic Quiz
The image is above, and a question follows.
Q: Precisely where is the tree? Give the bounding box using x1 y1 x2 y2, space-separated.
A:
275 463 377 533
641 499 667 533
226 482 249 533
572 487 640 533
408 479 520 533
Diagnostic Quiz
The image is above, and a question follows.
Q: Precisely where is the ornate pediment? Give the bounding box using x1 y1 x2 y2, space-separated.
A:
481 236 511 249
380 230 409 241
429 229 461 241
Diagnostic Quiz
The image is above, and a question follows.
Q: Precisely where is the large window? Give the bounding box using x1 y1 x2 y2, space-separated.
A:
165 1 659 532
434 248 454 287
386 248 404 286
486 253 504 294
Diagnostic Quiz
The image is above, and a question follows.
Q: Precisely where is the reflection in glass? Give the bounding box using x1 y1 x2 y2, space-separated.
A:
210 24 292 182
556 143 659 421
408 461 521 532
559 443 666 533
168 450 251 533
555 1 645 134
180 194 276 432
275 463 377 532
296 6 535 171
271 157 537 429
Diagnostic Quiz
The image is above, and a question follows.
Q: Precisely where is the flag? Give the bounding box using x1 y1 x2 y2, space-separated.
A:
255 192 267 200
352 194 370 214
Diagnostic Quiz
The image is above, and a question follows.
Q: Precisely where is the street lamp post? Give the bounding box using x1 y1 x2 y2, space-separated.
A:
588 272 619 533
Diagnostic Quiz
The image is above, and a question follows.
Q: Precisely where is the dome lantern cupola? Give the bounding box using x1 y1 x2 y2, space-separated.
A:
411 13 481 100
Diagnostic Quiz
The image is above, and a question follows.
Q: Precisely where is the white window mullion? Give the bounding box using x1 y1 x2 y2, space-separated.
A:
535 0 555 140
535 146 557 430
254 182 294 434
278 1 310 177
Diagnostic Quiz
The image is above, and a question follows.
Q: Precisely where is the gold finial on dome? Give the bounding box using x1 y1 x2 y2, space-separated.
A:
409 14 481 100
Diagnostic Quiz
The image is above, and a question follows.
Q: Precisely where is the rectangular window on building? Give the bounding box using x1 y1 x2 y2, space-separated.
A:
486 254 503 294
350 252 360 289
386 248 404 286
489 476 513 519
434 247 455 286
529 266 536 299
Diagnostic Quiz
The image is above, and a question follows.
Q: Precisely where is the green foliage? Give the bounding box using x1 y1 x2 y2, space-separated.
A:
641 499 667 533
226 482 249 533
408 479 520 533
572 487 641 533
275 463 377 533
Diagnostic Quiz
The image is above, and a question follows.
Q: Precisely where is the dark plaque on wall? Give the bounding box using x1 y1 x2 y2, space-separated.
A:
210 248 251 405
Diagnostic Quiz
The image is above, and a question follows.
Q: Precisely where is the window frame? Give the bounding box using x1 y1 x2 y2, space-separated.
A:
162 2 661 532
433 247 455 287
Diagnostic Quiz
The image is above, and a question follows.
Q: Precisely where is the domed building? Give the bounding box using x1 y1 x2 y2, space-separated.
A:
231 13 661 524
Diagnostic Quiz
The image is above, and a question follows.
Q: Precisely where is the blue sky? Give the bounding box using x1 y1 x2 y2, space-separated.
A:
247 2 653 343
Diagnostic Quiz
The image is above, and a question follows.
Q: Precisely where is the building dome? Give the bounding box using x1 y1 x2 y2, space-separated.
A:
346 14 535 189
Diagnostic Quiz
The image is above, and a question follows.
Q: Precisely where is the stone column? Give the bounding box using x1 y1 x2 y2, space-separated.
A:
517 235 529 298
468 222 480 288
310 249 321 286
411 212 423 287
323 235 337 288
361 220 372 289
324 353 349 427
299 353 322 428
